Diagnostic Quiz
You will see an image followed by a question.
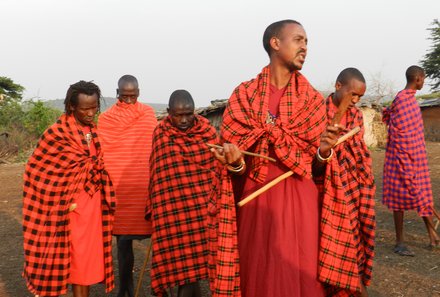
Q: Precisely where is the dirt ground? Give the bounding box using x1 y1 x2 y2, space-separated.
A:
1 143 440 297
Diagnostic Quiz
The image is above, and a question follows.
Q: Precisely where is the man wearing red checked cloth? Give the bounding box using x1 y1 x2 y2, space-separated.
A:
211 20 342 297
148 90 217 297
382 65 440 256
22 81 115 297
318 68 376 297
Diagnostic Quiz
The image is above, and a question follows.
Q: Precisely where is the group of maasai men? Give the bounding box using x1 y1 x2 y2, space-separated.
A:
21 19 437 297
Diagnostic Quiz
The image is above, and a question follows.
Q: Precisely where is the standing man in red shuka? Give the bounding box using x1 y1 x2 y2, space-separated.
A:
213 20 341 297
382 65 440 256
318 68 376 297
148 90 217 297
23 81 116 297
99 75 157 297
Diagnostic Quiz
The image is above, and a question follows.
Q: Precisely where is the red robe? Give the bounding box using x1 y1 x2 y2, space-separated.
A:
148 115 217 296
98 101 157 235
22 114 115 296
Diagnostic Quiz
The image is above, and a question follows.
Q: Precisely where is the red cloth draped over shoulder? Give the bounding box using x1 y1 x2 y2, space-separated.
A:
207 165 241 297
382 89 433 216
98 101 157 235
148 115 217 296
22 114 116 297
318 96 376 295
221 65 327 182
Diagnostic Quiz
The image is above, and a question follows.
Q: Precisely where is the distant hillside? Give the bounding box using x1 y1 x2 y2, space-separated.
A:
44 97 167 113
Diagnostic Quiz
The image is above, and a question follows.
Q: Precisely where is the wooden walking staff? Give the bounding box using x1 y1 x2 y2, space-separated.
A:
135 237 153 297
238 95 355 208
207 143 277 163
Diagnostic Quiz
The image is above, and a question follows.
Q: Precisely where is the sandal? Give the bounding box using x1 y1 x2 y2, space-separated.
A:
427 240 440 251
393 243 415 256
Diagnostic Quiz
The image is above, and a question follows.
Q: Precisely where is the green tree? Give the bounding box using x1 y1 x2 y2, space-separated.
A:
0 77 26 129
0 76 25 100
421 19 440 92
23 100 62 135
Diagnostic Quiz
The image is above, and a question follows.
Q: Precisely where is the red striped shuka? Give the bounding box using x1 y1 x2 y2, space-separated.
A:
98 100 157 235
318 96 376 296
22 114 116 296
148 115 217 296
382 89 433 216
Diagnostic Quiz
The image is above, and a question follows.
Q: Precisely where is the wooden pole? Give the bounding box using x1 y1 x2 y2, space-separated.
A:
207 143 276 162
135 238 153 297
334 126 360 146
238 171 294 207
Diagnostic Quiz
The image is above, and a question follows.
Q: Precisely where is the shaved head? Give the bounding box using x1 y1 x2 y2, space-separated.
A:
263 19 302 56
168 89 195 110
118 74 139 89
336 68 365 85
405 65 425 83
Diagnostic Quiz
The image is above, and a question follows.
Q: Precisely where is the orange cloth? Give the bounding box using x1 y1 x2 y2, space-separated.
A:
98 101 157 235
69 127 105 285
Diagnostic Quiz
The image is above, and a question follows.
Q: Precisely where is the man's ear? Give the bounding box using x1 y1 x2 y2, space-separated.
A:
270 37 280 52
335 81 342 91
167 107 170 114
116 88 119 96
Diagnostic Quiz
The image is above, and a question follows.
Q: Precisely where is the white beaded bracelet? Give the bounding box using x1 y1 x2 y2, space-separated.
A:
316 148 334 163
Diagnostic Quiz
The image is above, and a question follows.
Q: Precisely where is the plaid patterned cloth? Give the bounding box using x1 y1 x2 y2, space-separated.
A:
22 114 116 296
221 65 327 183
148 115 217 296
207 164 241 297
318 96 376 295
99 101 157 235
382 89 433 216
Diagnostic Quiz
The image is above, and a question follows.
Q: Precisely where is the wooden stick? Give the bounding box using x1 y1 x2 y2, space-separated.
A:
207 143 276 162
135 238 153 297
237 171 293 207
237 128 357 208
425 217 440 238
432 207 440 222
334 126 361 146
331 96 352 126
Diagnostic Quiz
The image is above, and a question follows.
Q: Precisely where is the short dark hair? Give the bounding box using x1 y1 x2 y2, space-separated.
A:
336 68 366 85
64 81 101 115
168 89 195 110
118 75 139 89
405 65 425 83
263 19 302 56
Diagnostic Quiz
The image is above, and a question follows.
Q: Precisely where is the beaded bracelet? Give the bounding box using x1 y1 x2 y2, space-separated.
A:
316 148 334 163
227 159 246 173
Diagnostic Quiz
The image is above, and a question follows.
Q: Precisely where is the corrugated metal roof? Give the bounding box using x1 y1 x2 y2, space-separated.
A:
419 98 440 108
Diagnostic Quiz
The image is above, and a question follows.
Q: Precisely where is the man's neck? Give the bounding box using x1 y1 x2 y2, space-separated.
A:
269 62 294 89
404 83 417 91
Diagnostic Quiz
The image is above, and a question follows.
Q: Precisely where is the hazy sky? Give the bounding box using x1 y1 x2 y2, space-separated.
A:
1 0 439 106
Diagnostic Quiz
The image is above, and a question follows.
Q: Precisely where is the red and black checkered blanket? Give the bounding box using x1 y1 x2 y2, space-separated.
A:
207 164 241 297
318 97 376 295
221 65 327 182
22 113 116 296
148 115 217 296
